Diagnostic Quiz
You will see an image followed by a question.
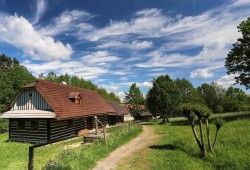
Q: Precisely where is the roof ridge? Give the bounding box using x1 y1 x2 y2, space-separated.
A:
35 79 99 93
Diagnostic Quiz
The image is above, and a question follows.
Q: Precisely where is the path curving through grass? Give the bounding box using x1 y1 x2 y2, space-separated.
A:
92 125 159 170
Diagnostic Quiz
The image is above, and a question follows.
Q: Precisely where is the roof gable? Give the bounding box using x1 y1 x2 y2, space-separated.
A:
22 80 116 119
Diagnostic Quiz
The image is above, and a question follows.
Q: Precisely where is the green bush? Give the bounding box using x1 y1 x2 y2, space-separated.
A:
0 119 8 133
42 160 71 170
216 105 224 113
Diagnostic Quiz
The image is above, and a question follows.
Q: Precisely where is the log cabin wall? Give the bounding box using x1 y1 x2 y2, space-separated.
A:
49 117 87 140
12 88 51 111
97 115 108 126
9 118 48 143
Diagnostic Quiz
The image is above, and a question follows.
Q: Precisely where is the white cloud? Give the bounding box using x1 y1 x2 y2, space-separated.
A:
131 41 153 49
33 0 47 24
116 91 126 102
97 40 153 50
231 0 250 6
81 8 170 41
215 74 237 88
121 81 152 87
40 10 93 36
190 68 214 79
138 81 152 87
100 84 120 91
23 60 109 79
81 51 120 64
0 14 73 60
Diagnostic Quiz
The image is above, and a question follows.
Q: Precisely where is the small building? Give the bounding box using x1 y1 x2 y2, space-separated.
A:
134 111 153 120
0 80 116 143
120 103 134 121
121 104 153 121
107 101 129 125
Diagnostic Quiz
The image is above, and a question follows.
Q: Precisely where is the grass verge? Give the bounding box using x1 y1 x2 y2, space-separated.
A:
0 133 83 170
42 122 142 170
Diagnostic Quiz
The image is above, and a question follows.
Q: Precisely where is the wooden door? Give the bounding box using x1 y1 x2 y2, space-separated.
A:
86 117 93 129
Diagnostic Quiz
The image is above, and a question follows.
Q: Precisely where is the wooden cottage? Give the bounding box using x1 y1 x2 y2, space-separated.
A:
0 80 116 143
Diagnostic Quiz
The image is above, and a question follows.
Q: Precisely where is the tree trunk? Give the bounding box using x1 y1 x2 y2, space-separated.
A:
198 118 207 158
213 129 219 150
189 118 203 152
162 115 169 123
205 118 213 151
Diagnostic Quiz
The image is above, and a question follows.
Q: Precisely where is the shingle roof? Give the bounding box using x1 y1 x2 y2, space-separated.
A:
139 111 152 117
108 102 129 115
22 80 116 119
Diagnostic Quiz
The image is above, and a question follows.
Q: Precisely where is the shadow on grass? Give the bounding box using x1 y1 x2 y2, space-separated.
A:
149 144 177 150
149 141 200 158
170 113 250 126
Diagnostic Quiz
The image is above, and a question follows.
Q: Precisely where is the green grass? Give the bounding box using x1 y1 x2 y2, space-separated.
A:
0 123 142 170
0 133 87 170
117 112 250 170
42 123 142 170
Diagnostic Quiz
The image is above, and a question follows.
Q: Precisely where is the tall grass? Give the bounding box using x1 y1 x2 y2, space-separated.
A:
42 123 142 170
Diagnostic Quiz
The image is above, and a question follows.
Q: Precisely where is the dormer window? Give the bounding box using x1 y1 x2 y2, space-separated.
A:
68 92 82 104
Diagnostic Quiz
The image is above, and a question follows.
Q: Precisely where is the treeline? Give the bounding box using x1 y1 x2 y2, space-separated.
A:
38 72 120 103
125 75 250 119
175 78 249 113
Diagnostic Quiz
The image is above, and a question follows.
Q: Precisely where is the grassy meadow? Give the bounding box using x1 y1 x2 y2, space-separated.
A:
117 112 250 170
0 112 249 170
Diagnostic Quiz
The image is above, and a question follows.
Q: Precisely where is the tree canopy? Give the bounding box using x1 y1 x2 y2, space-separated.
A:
146 75 181 121
175 78 204 104
124 83 144 116
225 17 250 89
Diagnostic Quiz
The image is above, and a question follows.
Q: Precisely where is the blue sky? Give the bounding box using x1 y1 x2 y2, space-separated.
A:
0 0 249 100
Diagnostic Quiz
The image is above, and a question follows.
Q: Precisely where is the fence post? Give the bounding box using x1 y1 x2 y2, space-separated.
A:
103 128 107 145
28 146 34 170
94 116 99 135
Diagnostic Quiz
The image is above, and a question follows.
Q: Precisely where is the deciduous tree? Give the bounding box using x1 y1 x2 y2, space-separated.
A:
225 17 250 89
146 75 181 122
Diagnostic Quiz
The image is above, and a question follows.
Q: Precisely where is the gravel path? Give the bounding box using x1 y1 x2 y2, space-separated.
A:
92 125 158 170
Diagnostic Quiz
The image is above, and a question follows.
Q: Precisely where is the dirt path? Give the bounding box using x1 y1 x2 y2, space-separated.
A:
92 125 158 170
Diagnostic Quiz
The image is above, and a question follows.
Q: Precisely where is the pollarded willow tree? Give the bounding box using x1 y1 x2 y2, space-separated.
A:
146 75 181 122
225 17 250 89
181 103 225 158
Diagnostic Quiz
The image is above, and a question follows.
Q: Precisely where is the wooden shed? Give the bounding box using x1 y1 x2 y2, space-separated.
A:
0 80 116 143
107 101 129 125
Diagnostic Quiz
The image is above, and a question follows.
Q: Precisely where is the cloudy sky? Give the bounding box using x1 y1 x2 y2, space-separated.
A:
0 0 249 100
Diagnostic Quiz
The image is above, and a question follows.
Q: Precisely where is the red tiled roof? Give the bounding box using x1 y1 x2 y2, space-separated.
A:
23 80 116 119
108 102 129 115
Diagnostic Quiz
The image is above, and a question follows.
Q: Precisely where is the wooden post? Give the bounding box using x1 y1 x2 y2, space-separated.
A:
103 128 107 145
28 146 34 170
94 116 98 135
